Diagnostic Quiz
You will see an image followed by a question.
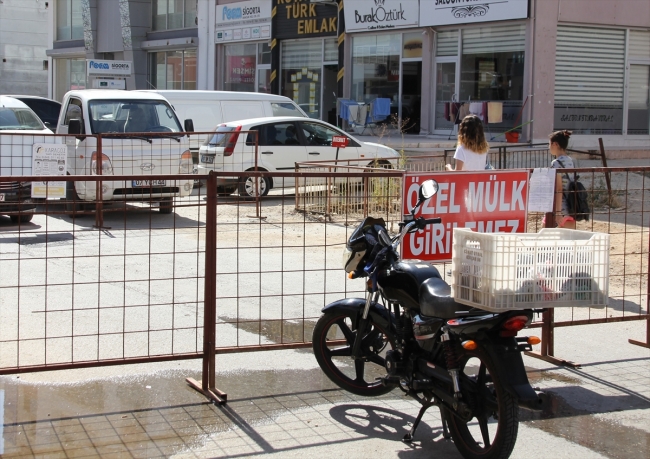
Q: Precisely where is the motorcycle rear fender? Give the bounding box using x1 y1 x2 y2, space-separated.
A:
321 298 394 332
482 339 544 411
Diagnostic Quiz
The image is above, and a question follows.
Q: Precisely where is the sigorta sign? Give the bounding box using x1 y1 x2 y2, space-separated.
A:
402 170 529 261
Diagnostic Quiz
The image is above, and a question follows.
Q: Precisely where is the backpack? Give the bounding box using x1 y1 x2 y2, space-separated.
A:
557 160 590 221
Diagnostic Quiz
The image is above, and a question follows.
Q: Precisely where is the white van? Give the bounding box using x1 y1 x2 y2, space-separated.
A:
138 90 308 162
57 90 194 213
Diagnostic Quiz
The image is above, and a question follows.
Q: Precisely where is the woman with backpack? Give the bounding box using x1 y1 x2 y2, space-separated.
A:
549 129 576 229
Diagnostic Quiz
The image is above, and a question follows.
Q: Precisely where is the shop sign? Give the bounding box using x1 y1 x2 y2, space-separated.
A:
31 143 67 199
345 0 419 33
273 0 337 40
553 107 623 131
216 0 272 43
228 56 256 85
420 0 529 27
402 170 529 262
86 59 132 77
332 136 348 148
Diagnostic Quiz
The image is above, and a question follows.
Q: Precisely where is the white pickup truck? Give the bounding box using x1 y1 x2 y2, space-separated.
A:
57 90 195 213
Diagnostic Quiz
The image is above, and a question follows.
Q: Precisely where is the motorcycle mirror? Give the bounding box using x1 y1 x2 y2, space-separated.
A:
411 179 439 216
419 180 439 200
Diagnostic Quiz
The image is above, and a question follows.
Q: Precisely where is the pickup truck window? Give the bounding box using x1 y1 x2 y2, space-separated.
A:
88 100 183 134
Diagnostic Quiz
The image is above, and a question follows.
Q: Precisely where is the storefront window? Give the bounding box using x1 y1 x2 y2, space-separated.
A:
55 58 86 101
460 25 525 103
351 34 401 106
148 49 197 90
56 0 84 41
433 25 525 133
153 0 197 31
224 44 257 92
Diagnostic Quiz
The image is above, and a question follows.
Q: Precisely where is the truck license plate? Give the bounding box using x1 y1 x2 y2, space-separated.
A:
201 155 214 164
132 180 166 187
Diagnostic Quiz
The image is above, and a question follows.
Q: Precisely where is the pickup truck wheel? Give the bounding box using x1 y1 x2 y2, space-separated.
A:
159 197 174 214
10 214 33 224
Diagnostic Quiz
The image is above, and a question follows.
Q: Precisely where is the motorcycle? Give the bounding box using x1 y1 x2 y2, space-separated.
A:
312 179 544 459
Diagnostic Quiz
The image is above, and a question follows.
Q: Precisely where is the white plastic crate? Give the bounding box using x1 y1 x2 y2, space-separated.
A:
451 228 609 312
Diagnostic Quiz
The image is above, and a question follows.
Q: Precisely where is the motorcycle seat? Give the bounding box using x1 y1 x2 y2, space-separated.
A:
419 277 474 319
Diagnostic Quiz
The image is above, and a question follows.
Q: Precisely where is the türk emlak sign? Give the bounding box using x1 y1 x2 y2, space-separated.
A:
402 170 529 262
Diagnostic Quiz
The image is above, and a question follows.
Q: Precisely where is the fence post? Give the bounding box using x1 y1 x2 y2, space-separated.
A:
598 138 612 195
629 227 650 349
94 135 105 230
186 171 227 404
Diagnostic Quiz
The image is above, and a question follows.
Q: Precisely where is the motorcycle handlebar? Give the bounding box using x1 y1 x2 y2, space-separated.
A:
395 217 442 250
416 217 442 229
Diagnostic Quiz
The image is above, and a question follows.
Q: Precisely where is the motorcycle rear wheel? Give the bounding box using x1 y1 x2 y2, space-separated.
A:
312 310 396 396
444 348 519 459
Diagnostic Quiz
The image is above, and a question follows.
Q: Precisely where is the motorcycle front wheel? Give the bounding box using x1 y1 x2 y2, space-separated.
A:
445 348 519 459
312 310 396 396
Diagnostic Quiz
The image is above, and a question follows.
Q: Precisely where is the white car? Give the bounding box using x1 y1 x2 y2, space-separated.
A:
197 116 400 197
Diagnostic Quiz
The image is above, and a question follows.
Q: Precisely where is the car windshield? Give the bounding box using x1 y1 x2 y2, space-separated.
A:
88 100 183 134
0 107 45 130
204 125 238 146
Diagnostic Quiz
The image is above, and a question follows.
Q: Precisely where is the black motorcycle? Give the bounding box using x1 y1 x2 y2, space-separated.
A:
312 180 543 459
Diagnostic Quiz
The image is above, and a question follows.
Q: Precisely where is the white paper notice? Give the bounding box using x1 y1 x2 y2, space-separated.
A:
528 168 556 213
31 143 67 198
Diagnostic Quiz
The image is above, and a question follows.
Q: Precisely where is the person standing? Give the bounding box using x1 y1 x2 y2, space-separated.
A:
549 129 576 229
446 115 489 171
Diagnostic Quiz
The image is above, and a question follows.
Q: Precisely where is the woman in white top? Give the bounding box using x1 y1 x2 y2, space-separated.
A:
446 115 489 171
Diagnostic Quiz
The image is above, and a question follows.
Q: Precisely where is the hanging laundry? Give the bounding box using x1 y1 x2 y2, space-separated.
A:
450 103 461 124
444 103 450 122
487 101 503 124
459 103 470 121
469 102 485 121
358 103 369 125
349 104 360 124
372 98 391 121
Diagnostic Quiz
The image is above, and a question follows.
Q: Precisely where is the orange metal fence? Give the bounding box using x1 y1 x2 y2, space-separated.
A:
0 131 647 403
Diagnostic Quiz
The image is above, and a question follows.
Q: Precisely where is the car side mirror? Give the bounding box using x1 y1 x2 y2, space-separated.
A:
184 119 194 133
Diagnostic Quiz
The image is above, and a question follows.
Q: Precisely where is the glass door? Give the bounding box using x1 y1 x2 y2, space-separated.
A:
627 64 650 135
433 59 459 134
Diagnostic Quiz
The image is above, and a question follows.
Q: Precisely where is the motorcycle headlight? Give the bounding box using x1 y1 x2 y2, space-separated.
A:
342 246 366 273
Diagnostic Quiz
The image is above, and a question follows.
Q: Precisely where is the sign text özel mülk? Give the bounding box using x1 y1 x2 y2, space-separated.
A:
417 180 527 215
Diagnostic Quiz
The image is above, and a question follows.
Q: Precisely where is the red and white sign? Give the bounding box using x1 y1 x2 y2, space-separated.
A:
402 170 530 261
332 136 349 148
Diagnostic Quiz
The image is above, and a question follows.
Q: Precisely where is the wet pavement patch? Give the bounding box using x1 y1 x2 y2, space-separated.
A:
521 382 650 459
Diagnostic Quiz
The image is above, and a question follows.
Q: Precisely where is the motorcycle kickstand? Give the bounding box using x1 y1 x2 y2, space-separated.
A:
439 406 451 440
403 399 435 443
